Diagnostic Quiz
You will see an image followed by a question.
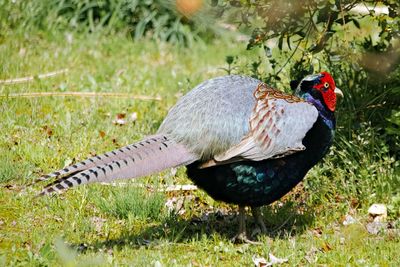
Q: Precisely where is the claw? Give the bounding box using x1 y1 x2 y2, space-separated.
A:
231 206 262 245
231 232 262 245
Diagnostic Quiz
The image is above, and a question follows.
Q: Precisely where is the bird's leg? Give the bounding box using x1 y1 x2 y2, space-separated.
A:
251 207 268 234
231 206 261 244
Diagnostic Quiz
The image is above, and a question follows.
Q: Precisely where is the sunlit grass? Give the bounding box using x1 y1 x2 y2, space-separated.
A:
0 29 399 266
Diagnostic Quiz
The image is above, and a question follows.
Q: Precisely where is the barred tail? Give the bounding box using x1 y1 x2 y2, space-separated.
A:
37 135 197 195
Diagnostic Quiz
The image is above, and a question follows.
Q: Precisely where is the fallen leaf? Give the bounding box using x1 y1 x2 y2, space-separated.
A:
320 242 332 252
53 216 63 222
343 214 357 225
116 113 126 119
312 227 322 236
113 113 127 125
350 198 359 208
129 112 138 122
253 253 288 267
42 125 53 137
366 221 387 235
99 130 106 138
165 196 191 215
368 204 387 222
268 253 288 265
252 255 268 267
304 247 318 264
113 118 126 125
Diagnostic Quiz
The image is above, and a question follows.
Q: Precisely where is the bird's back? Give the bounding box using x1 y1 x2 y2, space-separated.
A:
158 75 260 160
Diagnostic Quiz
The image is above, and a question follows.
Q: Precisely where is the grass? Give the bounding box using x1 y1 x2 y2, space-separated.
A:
0 29 399 266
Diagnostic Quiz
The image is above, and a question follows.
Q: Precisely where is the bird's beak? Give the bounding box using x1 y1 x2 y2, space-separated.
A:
334 87 344 98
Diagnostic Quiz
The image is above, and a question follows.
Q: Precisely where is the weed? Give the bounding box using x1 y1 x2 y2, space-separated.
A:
91 185 168 221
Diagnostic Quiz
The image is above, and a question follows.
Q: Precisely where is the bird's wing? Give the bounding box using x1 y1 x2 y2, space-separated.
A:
202 83 318 167
157 75 260 160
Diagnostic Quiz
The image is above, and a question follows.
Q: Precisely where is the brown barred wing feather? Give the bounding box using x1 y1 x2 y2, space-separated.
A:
207 83 318 165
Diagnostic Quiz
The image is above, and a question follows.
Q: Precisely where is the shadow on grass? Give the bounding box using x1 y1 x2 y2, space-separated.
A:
80 200 316 251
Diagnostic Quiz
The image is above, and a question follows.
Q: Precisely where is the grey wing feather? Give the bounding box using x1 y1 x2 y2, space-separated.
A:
158 75 261 160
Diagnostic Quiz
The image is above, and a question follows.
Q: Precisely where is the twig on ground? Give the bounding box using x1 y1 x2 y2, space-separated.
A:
0 92 162 101
99 183 198 192
0 69 69 84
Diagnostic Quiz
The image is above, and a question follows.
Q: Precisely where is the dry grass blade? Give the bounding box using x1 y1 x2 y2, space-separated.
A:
0 92 162 101
0 69 69 84
99 182 198 192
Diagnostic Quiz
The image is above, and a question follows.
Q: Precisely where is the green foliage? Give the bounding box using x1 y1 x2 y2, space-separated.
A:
306 122 400 216
218 1 399 55
0 0 214 45
386 109 400 150
92 185 168 221
0 153 31 183
216 0 400 225
217 0 400 156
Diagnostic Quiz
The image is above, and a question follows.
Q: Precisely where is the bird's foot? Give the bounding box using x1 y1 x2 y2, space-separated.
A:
253 219 268 236
252 207 268 234
232 206 262 244
231 232 262 245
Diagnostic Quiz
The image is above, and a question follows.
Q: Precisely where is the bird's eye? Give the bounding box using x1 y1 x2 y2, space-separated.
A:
324 82 329 89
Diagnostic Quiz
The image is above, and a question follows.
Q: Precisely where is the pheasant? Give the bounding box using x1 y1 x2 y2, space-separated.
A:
34 72 343 243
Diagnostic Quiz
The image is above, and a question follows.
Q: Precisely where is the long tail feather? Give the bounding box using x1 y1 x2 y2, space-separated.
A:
38 135 197 195
30 135 174 186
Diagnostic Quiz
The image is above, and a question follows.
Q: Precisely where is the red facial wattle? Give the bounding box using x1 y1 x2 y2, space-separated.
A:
322 89 336 112
314 72 337 112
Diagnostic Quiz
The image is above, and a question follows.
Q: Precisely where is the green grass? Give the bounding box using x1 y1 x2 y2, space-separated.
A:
0 30 399 266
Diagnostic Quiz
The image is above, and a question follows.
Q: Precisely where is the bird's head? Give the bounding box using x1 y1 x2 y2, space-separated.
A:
296 72 343 112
